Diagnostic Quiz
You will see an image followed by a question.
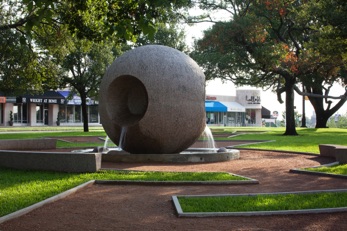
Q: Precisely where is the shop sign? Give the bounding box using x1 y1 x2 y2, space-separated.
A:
206 95 217 100
29 98 63 104
0 97 6 103
245 95 261 104
16 96 27 104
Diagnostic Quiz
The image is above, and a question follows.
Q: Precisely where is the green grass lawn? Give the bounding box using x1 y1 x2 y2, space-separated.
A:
2 126 347 154
0 131 106 140
177 191 347 213
0 126 104 133
1 126 347 217
0 127 107 148
0 167 247 217
305 163 347 175
211 127 347 154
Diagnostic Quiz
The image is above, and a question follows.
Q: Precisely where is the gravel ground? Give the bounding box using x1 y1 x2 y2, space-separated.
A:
1 140 347 231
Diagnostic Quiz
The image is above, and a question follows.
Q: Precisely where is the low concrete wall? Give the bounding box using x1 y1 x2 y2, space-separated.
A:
103 149 240 163
318 144 340 158
0 139 57 150
334 148 347 164
319 144 347 164
0 151 101 173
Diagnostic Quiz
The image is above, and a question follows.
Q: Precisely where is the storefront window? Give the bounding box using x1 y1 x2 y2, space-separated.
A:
74 105 81 122
13 104 27 124
59 105 67 122
59 105 74 123
206 112 212 124
246 109 256 125
36 105 43 123
0 103 3 124
58 104 99 124
89 105 99 123
66 105 73 122
59 105 99 123
237 112 245 126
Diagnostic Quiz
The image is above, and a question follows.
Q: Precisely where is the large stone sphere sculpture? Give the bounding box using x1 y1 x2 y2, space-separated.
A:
99 45 206 154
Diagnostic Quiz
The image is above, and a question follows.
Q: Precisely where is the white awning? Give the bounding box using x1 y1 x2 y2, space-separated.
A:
221 101 246 112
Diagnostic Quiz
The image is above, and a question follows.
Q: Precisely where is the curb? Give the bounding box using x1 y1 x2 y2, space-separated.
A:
0 175 258 225
232 147 320 156
95 179 259 186
96 171 259 185
0 180 95 224
172 188 347 217
290 162 347 179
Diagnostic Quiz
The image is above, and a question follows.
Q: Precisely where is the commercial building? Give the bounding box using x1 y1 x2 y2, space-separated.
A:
0 89 264 127
0 91 99 126
205 89 263 127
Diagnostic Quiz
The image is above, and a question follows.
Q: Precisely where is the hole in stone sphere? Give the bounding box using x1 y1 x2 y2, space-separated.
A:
107 75 148 126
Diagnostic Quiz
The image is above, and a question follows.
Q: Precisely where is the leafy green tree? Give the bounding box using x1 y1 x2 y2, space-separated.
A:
60 40 114 132
135 23 188 52
327 113 347 129
0 29 59 95
292 0 347 128
1 0 193 131
192 0 300 135
192 0 347 132
0 0 192 95
280 110 302 127
0 0 192 41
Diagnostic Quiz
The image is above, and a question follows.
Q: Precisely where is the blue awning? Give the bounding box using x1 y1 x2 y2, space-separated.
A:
205 101 227 112
57 90 97 105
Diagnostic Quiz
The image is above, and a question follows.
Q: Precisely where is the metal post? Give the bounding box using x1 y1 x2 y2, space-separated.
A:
301 85 307 127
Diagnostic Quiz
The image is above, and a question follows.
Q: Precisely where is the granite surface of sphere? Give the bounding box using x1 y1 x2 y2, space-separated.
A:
99 45 206 154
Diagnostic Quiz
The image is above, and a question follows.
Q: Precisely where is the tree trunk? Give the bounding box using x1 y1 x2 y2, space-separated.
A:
309 96 344 128
283 78 298 135
80 91 89 132
307 85 347 128
315 113 330 128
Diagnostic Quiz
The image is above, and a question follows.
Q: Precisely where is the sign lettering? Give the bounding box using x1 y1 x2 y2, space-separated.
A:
29 98 60 104
206 96 217 100
245 95 261 104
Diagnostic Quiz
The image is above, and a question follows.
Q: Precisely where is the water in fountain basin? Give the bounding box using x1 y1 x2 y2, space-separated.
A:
103 136 110 152
101 127 127 153
201 125 216 152
117 126 128 151
103 136 118 153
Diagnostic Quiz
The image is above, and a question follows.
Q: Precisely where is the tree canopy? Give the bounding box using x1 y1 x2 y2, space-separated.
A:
294 0 347 127
0 0 192 41
0 28 59 95
0 0 193 131
0 0 192 94
60 39 115 132
192 0 347 133
192 0 300 135
135 23 188 52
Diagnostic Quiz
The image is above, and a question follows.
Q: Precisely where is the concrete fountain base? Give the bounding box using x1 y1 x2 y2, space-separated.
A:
102 148 240 163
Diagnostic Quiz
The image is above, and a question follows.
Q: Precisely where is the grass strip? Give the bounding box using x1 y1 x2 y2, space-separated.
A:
305 164 347 175
222 127 347 154
178 191 347 213
0 131 106 140
3 127 347 154
0 167 246 217
56 140 104 148
0 126 104 132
